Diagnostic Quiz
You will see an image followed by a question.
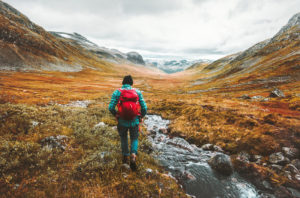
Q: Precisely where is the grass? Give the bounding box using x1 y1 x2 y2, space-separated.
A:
1 2 299 196
147 95 300 155
0 103 186 197
0 42 299 195
0 32 300 193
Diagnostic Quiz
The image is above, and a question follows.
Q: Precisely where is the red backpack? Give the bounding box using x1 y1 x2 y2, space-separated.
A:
117 88 141 120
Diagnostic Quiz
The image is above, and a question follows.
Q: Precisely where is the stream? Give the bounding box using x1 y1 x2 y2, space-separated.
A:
144 115 261 198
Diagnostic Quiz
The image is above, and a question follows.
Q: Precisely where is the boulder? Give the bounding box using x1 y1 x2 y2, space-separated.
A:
271 164 283 173
157 136 166 142
148 129 156 138
269 88 285 98
121 164 131 172
186 194 197 198
268 152 289 165
158 128 168 134
283 164 300 175
241 94 251 99
251 95 264 100
274 186 293 198
237 151 250 163
145 168 154 178
262 98 270 102
260 193 276 198
182 171 196 181
262 180 273 191
40 135 68 151
208 153 233 175
201 144 223 152
213 145 224 152
31 120 39 128
287 187 300 198
94 122 106 128
291 159 300 170
282 147 299 159
251 155 262 164
283 171 293 180
201 144 214 150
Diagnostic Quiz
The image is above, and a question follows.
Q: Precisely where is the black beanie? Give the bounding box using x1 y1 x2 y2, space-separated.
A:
122 75 133 85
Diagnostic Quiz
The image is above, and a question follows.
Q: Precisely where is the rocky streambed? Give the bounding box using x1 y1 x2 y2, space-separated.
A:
144 115 261 198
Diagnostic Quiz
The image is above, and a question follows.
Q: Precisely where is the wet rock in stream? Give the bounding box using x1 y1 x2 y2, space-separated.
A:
208 153 234 176
144 115 260 198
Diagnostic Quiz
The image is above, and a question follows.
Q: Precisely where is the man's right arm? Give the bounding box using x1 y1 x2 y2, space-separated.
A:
108 90 121 116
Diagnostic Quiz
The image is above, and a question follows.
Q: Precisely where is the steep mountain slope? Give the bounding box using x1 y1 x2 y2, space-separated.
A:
0 2 145 72
50 32 146 65
187 13 300 95
0 1 299 197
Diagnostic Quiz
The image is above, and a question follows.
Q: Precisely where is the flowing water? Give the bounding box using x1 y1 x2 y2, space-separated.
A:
144 115 260 198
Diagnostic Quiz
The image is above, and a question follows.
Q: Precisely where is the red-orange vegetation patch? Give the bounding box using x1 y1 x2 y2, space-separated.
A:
0 70 119 104
258 101 300 117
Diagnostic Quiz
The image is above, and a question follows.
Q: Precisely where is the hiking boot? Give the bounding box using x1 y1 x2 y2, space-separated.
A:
122 156 129 164
130 153 137 171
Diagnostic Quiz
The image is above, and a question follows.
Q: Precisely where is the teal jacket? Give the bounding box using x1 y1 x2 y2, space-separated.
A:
108 84 147 127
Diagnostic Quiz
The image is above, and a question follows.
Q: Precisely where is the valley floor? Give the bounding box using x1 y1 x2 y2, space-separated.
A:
0 67 299 197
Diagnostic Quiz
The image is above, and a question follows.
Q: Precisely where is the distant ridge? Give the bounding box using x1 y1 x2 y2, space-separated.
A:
188 12 300 92
0 1 145 72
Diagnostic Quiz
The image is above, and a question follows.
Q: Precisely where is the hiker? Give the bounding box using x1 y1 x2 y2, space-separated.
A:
108 75 147 170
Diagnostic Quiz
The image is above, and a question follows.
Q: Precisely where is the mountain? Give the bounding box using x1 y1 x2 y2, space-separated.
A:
187 12 300 94
0 1 145 72
50 32 145 65
145 58 211 73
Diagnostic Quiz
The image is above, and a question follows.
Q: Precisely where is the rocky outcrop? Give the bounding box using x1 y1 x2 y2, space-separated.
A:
40 135 68 151
271 12 300 43
269 88 285 98
51 32 146 66
126 52 145 65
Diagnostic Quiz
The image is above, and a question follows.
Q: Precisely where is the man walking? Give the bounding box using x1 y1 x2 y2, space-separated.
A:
108 75 147 170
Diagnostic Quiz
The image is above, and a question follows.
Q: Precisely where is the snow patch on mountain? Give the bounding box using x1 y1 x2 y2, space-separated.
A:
145 58 212 73
50 31 145 65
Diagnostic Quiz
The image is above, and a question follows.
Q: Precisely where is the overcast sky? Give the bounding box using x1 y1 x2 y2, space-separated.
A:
7 0 300 60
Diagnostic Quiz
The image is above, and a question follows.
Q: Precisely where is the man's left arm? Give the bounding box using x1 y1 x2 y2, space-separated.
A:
108 90 121 116
137 90 147 117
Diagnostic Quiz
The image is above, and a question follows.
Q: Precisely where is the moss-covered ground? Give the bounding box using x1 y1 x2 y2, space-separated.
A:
0 63 299 196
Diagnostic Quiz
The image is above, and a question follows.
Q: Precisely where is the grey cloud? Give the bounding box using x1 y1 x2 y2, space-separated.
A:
10 0 182 16
182 48 224 55
120 0 184 15
254 19 272 25
9 0 123 15
192 0 210 4
6 0 300 60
